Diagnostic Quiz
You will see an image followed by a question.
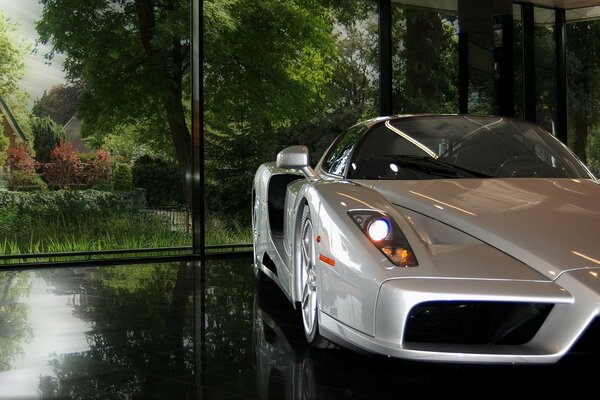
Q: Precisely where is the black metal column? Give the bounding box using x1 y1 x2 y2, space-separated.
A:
191 0 205 258
379 0 393 116
522 3 536 122
498 13 514 117
555 8 568 144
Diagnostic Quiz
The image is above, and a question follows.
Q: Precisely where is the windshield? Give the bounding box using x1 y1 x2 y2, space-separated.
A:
348 116 594 180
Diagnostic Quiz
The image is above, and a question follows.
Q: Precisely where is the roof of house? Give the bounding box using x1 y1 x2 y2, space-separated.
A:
0 94 27 142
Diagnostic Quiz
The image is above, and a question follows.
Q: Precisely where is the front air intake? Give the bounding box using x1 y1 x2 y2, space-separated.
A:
404 301 553 345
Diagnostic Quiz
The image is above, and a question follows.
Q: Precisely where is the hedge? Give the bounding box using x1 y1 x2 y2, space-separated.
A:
0 189 146 220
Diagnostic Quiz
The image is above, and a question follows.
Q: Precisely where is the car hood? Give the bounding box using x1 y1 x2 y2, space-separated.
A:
369 178 600 280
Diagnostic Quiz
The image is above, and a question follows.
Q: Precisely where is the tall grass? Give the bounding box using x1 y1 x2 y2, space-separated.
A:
0 211 191 261
205 216 252 246
0 209 253 263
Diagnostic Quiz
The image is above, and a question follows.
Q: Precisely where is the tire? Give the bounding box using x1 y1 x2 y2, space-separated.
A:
299 205 334 348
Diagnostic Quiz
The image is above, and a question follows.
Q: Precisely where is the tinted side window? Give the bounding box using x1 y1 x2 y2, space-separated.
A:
322 125 365 176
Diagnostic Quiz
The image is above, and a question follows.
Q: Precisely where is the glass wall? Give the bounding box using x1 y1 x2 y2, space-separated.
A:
391 3 459 115
3 0 600 263
203 0 379 249
566 9 600 176
0 1 191 263
512 5 557 132
533 8 557 132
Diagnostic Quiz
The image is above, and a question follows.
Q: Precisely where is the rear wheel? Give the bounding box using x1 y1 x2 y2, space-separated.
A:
299 206 333 348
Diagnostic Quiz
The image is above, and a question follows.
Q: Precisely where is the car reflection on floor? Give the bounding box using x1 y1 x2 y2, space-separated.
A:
252 278 338 400
251 275 600 399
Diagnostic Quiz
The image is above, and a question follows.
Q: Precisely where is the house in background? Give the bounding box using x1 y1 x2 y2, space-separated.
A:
63 116 93 154
0 95 27 146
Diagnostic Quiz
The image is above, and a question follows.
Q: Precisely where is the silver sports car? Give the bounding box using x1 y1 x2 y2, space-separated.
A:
251 114 600 364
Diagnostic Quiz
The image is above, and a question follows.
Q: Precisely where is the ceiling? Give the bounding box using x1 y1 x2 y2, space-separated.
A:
522 0 600 9
391 0 600 22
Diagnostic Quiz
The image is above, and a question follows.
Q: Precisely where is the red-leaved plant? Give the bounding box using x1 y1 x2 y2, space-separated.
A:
43 141 83 190
6 143 36 174
84 148 113 186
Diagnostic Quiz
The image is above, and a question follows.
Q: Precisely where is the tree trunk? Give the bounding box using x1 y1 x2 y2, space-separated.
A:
405 9 443 112
164 84 193 208
572 111 589 162
135 0 193 208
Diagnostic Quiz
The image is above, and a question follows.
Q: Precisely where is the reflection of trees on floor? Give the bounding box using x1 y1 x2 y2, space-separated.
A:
0 272 32 372
36 264 195 399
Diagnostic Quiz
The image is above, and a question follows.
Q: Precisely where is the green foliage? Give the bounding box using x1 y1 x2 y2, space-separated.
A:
0 11 32 141
205 217 252 247
6 171 48 191
83 148 113 188
0 132 8 167
98 121 176 164
0 11 27 97
204 0 337 222
567 20 600 161
32 82 82 126
37 0 192 203
392 7 458 114
586 127 600 177
0 189 145 222
132 155 184 207
112 162 133 191
0 212 189 257
32 116 66 163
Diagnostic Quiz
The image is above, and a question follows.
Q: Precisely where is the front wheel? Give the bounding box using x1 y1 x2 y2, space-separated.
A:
252 190 267 282
299 206 334 348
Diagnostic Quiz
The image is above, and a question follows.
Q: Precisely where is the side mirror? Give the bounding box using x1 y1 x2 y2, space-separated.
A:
276 145 319 181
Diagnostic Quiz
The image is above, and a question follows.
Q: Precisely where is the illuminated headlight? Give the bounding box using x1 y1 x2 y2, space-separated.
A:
348 210 418 267
367 219 390 241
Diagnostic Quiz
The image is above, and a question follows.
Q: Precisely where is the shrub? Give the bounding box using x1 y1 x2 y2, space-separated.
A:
132 155 184 207
81 148 113 188
32 116 66 163
112 162 132 191
4 144 45 191
6 171 48 191
0 189 146 221
6 144 36 174
43 141 83 189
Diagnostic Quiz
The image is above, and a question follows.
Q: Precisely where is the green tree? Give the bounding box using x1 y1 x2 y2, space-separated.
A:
112 162 133 191
0 11 31 141
37 0 192 204
31 116 66 163
567 21 600 162
32 82 83 126
392 7 458 114
0 11 26 98
0 132 8 167
204 0 337 222
277 3 380 162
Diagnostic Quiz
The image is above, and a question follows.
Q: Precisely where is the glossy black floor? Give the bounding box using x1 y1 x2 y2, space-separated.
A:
1 256 600 399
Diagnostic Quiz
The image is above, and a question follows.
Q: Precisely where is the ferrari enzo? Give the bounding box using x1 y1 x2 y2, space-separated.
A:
251 114 600 364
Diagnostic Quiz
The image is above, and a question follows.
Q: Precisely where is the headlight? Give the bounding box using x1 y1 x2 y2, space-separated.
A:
367 218 390 241
348 210 418 267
